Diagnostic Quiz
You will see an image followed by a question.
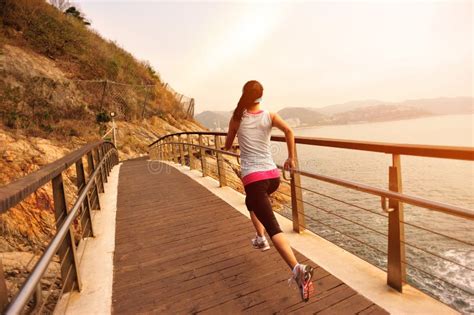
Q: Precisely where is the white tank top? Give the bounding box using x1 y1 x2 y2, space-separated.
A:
237 109 277 178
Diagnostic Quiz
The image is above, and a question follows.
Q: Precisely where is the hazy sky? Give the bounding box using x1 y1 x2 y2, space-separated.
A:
76 0 472 114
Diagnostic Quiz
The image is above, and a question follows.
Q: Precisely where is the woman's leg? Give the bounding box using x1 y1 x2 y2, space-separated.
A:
249 211 265 237
271 232 298 269
246 179 299 270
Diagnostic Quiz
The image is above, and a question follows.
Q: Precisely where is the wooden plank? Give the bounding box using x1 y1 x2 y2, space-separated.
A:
87 151 101 211
290 146 305 233
76 158 94 238
52 174 81 292
112 159 388 314
387 154 406 292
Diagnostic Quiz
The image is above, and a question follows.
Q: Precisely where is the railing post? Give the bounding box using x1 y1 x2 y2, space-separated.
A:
170 138 174 162
160 143 163 160
158 141 163 161
172 137 178 164
75 157 94 238
187 134 194 170
155 143 160 161
52 173 82 292
150 145 157 161
105 146 111 176
112 118 117 147
290 147 305 233
100 146 108 184
179 136 185 166
102 146 109 176
165 138 170 161
87 151 101 211
0 258 8 313
94 148 105 193
387 154 406 292
199 134 208 177
214 135 227 187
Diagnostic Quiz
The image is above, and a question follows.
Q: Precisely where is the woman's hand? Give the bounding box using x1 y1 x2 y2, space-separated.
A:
284 157 296 173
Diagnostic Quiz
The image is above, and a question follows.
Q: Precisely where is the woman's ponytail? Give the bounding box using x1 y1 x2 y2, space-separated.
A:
232 80 263 122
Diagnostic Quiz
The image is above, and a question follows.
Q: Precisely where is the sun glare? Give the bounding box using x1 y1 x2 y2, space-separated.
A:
185 3 287 87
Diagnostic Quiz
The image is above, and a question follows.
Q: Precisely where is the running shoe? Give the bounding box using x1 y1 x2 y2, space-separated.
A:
290 264 315 302
251 234 270 251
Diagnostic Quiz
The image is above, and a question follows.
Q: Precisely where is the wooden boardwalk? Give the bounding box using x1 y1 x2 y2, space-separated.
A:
112 159 389 314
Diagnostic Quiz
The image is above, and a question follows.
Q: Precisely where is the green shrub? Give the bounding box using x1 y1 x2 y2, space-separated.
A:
96 111 111 123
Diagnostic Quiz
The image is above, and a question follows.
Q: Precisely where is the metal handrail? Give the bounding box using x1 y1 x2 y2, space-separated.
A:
286 168 474 220
155 142 240 158
149 130 474 297
101 120 117 147
4 148 117 315
148 131 226 147
0 142 118 314
0 141 104 213
149 132 474 161
102 127 114 139
153 136 474 220
270 135 474 161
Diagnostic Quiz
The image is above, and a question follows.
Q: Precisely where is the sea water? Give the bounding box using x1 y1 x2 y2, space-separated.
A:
271 114 474 313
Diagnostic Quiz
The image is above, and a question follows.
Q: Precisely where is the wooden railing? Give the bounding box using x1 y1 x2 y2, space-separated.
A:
0 141 119 314
148 131 474 295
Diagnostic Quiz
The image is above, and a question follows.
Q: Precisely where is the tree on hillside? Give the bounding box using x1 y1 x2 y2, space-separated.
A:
49 0 90 25
49 0 71 11
65 6 91 25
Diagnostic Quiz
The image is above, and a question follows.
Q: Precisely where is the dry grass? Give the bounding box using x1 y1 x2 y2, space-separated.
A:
1 0 156 84
0 0 188 136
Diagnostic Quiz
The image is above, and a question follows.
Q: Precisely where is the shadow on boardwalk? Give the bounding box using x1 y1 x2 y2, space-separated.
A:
112 159 388 314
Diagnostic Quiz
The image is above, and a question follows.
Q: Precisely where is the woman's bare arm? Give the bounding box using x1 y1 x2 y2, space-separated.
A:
224 118 239 151
270 112 296 171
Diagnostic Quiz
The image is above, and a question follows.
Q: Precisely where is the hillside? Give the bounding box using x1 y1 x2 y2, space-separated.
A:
318 99 384 115
278 107 328 127
330 104 430 124
194 110 231 130
276 97 473 127
0 0 205 299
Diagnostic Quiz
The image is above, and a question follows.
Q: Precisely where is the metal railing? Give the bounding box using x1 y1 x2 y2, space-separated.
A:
102 119 118 147
148 131 474 302
0 141 119 314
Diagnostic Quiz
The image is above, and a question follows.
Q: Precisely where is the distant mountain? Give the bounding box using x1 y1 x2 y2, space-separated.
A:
279 97 473 127
277 107 328 127
194 111 231 130
398 97 473 115
330 104 431 124
318 99 384 115
196 97 473 129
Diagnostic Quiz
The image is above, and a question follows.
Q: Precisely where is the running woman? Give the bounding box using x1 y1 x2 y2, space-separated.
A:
224 80 314 302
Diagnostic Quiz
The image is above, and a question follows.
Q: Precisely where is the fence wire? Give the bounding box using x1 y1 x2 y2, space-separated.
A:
0 75 195 129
